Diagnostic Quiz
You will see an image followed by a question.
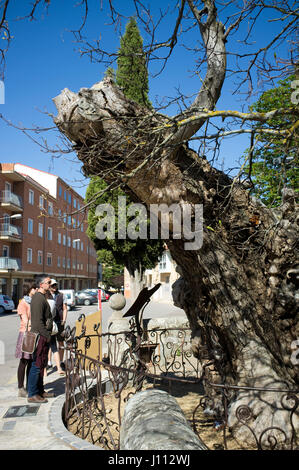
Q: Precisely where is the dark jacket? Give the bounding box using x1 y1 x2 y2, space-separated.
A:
30 291 52 341
53 291 64 322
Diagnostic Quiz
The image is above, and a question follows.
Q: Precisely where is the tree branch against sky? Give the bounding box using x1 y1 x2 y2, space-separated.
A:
0 1 298 431
1 0 297 194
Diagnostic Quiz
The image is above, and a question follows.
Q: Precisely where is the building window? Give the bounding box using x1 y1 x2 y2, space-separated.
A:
73 198 77 208
47 253 52 266
62 257 66 268
67 236 71 247
28 218 33 234
38 223 43 238
81 242 83 251
57 256 61 267
73 260 76 269
29 189 34 205
27 248 33 264
37 250 42 265
159 253 167 270
39 195 44 209
64 190 67 201
63 235 66 246
67 258 70 269
59 186 62 197
47 227 52 240
58 233 61 244
68 193 72 204
48 202 53 216
67 215 71 226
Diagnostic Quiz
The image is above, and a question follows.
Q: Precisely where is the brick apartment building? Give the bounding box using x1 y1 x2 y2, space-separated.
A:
0 163 98 303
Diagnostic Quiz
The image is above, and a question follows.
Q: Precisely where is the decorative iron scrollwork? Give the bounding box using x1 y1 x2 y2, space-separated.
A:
64 322 298 451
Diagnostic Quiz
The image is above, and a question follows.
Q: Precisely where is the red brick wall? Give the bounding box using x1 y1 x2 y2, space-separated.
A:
0 169 98 283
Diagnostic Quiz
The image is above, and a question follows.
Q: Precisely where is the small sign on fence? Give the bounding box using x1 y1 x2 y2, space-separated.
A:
75 309 103 367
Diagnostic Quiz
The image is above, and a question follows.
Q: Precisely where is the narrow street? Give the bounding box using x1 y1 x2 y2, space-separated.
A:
0 298 186 387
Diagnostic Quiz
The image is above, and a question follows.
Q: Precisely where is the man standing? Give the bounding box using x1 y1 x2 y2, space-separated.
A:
49 279 68 368
27 274 53 403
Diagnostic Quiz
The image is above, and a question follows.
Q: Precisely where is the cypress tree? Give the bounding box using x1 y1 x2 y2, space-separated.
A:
86 18 163 293
116 17 151 108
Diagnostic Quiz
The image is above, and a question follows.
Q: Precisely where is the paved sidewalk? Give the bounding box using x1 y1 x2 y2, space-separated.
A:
0 368 72 450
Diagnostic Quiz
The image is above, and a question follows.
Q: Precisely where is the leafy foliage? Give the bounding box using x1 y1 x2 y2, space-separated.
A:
97 249 123 288
245 76 298 207
85 177 164 277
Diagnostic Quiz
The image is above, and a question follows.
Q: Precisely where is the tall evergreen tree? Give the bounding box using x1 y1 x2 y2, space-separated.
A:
86 19 162 295
116 17 151 108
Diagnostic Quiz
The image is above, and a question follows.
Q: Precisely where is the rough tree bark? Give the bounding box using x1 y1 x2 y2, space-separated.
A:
53 0 298 446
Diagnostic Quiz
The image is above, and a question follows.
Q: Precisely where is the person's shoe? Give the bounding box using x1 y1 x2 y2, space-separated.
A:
27 395 48 403
18 387 27 398
41 391 55 398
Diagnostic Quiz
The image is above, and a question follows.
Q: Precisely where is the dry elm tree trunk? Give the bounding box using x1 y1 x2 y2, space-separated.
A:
53 3 298 447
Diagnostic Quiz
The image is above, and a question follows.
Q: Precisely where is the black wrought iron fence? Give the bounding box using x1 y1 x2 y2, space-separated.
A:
63 319 298 451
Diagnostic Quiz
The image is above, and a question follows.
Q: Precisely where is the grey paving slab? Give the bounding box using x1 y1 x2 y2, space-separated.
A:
0 373 74 450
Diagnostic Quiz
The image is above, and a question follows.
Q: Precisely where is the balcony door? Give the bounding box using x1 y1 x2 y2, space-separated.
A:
5 181 11 192
2 213 9 232
2 245 9 257
4 182 11 198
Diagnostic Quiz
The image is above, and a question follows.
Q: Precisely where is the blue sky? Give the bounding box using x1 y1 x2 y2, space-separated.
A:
0 1 292 198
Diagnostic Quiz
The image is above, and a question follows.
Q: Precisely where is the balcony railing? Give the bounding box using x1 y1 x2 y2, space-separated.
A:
0 257 21 270
0 190 23 208
0 223 22 239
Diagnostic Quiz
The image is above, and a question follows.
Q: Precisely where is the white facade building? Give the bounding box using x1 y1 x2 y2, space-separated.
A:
124 249 179 301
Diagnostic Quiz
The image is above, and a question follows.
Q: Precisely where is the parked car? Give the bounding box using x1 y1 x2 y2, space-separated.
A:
0 294 15 313
59 289 76 311
101 290 110 302
75 290 98 306
82 289 110 302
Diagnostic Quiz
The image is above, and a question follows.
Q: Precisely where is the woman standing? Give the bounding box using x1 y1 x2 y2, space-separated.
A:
15 283 37 397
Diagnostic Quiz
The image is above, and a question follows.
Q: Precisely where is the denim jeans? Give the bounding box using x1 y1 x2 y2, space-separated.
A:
27 355 45 398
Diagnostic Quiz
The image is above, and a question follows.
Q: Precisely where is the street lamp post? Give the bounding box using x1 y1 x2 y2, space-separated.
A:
0 213 22 220
7 268 15 299
73 238 80 292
